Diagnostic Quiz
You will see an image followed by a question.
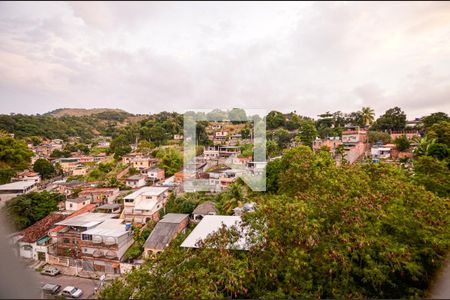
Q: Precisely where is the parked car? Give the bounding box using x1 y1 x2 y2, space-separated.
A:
61 286 83 298
41 283 61 295
41 266 60 276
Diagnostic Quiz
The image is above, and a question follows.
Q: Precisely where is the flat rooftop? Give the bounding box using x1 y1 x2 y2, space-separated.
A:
82 219 128 237
55 212 115 228
160 213 189 224
0 181 36 191
124 186 169 200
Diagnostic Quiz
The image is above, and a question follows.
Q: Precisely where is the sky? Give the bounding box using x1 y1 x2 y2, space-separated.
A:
0 1 449 118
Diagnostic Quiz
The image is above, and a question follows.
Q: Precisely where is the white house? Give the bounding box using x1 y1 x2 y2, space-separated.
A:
17 213 66 261
125 175 147 188
123 187 169 224
65 197 92 211
371 146 392 161
0 181 38 205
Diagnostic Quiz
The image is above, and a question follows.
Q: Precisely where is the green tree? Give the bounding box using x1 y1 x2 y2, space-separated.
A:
298 120 317 148
413 156 450 197
3 191 64 230
33 158 55 179
274 128 291 149
393 135 411 151
0 136 33 170
109 135 132 160
368 131 392 144
427 121 450 147
372 107 406 131
360 106 375 127
156 148 183 177
266 111 285 129
421 112 449 130
427 143 449 160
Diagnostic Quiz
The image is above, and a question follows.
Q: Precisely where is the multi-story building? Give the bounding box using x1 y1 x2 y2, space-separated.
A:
80 219 133 274
123 187 169 224
50 212 116 260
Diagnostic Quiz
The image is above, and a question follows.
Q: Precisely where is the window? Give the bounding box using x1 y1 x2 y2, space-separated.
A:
81 234 92 241
63 238 70 244
69 203 73 208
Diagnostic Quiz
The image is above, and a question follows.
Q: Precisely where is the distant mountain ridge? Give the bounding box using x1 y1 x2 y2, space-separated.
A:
46 108 131 117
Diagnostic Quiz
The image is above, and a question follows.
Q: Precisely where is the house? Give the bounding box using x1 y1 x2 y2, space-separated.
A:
17 213 66 261
173 134 183 140
342 127 368 143
78 188 120 205
65 197 91 211
80 219 134 274
174 172 195 184
371 145 392 162
181 215 249 250
143 213 189 256
122 154 158 170
72 165 88 176
59 157 80 172
191 201 218 223
341 127 369 164
143 168 165 182
123 187 170 224
215 131 229 139
12 170 41 184
0 181 38 205
96 203 121 214
312 137 343 155
125 175 147 188
50 212 117 259
97 141 111 148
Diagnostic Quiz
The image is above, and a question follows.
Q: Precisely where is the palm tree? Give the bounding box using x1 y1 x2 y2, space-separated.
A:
414 137 436 156
360 107 375 127
220 184 245 214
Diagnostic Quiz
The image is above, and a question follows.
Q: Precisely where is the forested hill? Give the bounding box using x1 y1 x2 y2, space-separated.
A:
46 108 131 118
0 109 145 141
0 110 186 143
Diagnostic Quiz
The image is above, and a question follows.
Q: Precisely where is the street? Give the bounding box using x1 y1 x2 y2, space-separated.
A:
33 272 101 299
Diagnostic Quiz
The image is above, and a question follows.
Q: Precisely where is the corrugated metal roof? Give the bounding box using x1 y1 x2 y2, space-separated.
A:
180 215 248 250
54 212 115 227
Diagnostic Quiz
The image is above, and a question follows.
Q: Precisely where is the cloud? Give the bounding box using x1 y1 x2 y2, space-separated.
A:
0 2 449 118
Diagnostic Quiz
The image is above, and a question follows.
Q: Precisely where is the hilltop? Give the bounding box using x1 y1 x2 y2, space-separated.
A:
46 108 131 118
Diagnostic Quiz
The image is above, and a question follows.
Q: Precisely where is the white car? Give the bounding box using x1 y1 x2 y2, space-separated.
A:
61 286 83 298
41 266 61 276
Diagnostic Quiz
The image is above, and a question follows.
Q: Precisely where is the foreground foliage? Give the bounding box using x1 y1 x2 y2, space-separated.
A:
99 146 450 299
2 191 64 230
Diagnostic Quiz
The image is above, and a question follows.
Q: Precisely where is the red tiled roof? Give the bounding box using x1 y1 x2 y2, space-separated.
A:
20 213 66 243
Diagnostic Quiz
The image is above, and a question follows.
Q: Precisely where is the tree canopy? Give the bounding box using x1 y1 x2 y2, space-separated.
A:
99 146 450 299
2 191 64 230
